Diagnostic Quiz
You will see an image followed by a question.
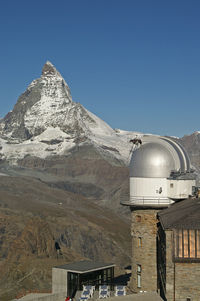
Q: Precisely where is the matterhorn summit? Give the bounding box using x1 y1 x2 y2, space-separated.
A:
0 61 139 164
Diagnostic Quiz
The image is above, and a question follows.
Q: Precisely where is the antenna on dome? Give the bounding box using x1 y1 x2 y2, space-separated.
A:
129 137 142 146
128 135 143 159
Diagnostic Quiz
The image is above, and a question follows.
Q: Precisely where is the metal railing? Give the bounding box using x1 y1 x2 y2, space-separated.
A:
120 194 173 207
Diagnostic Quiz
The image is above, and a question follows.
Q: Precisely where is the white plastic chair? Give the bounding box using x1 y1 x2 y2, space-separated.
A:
80 285 95 300
79 297 89 301
99 285 110 298
83 285 95 297
114 285 126 297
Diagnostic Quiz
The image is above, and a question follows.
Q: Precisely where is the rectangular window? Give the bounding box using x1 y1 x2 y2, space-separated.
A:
178 230 183 257
136 215 141 222
189 230 195 258
197 230 200 258
137 265 141 288
138 237 142 247
175 229 200 260
183 230 189 257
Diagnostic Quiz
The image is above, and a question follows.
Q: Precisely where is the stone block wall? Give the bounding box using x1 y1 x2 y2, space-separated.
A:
165 229 200 301
165 230 174 301
130 208 159 292
174 262 200 301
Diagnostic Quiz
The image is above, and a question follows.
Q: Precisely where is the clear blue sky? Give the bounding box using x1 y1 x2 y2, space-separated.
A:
1 0 200 137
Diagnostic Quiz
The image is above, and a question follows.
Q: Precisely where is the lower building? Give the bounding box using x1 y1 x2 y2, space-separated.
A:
52 260 115 297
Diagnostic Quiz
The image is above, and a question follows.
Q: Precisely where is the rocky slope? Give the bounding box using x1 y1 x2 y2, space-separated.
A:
179 132 200 173
0 175 131 300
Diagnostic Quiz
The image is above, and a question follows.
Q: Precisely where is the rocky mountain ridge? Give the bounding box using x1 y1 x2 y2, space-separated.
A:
179 132 200 173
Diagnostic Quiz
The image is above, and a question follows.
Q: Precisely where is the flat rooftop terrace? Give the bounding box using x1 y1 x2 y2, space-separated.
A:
106 292 163 301
54 260 115 273
16 292 163 301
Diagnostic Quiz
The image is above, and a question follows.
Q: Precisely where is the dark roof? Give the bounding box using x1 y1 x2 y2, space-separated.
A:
53 260 115 273
158 198 200 230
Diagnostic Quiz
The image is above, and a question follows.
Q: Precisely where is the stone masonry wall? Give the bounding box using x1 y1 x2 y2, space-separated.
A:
175 262 200 301
130 208 159 293
165 230 174 301
165 230 200 301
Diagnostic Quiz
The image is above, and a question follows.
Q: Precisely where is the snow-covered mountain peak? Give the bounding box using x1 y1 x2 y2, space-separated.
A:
0 61 74 140
41 60 72 102
0 62 140 164
42 61 62 78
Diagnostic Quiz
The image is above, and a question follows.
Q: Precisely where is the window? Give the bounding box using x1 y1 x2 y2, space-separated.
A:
138 237 142 247
183 230 189 257
174 229 200 259
137 265 141 288
170 183 174 188
136 215 141 222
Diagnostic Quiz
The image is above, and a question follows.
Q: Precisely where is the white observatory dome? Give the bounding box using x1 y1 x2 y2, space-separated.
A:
130 142 176 178
122 136 196 208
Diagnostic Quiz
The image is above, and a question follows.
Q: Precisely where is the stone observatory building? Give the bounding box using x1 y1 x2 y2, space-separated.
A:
121 135 197 301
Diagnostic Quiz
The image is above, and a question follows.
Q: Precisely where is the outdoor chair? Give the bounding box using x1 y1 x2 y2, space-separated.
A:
114 285 126 297
79 285 95 301
79 297 89 301
99 285 110 298
83 285 95 297
81 290 91 298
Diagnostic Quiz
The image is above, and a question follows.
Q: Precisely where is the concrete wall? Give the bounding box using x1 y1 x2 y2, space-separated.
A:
17 292 66 301
35 293 66 301
52 267 68 295
130 208 159 293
